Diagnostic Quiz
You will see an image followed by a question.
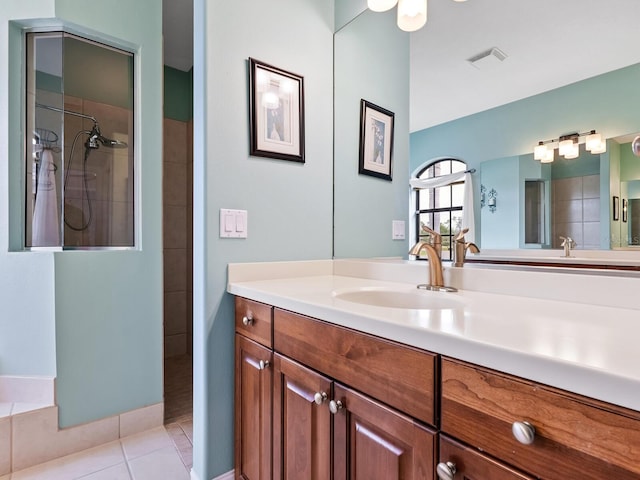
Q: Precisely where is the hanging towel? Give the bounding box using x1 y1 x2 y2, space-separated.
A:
32 149 60 246
462 172 475 243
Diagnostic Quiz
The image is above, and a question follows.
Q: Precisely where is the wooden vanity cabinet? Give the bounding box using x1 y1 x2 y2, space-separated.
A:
235 295 640 480
272 308 438 480
441 357 640 480
332 383 436 480
272 353 332 480
235 298 274 480
273 308 437 426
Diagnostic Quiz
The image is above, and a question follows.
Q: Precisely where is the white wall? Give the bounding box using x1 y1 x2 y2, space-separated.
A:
0 0 163 428
193 0 335 478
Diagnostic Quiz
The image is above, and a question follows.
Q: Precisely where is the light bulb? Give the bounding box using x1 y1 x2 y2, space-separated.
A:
534 142 547 161
590 140 606 154
541 149 555 163
585 131 602 151
558 139 575 156
368 0 398 12
397 0 427 32
564 144 579 159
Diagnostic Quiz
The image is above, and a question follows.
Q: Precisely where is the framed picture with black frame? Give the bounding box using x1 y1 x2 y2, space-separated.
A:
623 198 628 223
358 99 394 181
613 195 620 221
248 58 305 163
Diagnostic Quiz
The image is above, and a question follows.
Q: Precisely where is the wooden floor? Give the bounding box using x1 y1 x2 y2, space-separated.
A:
164 354 193 470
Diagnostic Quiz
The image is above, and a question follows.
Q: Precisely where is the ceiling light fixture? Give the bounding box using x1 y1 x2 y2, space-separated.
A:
368 0 464 32
533 130 606 163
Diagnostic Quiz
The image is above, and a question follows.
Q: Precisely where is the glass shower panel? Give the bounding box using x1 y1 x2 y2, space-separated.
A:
25 32 134 249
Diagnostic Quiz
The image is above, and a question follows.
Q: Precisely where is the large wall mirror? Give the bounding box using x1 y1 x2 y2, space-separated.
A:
335 0 640 262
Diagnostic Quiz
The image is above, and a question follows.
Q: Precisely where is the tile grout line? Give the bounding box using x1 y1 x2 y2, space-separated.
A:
119 440 135 480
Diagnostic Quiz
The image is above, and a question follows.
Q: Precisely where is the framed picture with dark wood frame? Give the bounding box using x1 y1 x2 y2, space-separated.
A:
358 99 394 181
248 58 305 163
623 198 628 222
613 195 620 221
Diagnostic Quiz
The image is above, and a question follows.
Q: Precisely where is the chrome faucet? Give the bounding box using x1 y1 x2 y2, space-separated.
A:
559 236 576 257
453 228 480 267
409 241 458 292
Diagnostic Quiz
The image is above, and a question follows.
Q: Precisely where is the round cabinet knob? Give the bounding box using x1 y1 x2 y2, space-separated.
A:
258 360 270 370
242 315 253 326
512 421 536 445
329 400 344 414
314 392 328 405
436 461 457 480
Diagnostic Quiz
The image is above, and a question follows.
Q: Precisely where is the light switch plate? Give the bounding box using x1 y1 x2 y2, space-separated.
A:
392 220 405 240
220 209 248 238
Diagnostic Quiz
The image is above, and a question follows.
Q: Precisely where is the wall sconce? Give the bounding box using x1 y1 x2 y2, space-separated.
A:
534 130 606 163
488 188 497 213
367 0 467 33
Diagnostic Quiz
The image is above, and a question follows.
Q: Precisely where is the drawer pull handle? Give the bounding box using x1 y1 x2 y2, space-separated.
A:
329 400 344 414
512 421 536 445
314 392 328 405
436 461 457 480
242 315 254 326
258 360 270 370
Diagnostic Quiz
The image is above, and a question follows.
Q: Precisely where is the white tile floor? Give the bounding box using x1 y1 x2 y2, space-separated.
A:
2 427 190 480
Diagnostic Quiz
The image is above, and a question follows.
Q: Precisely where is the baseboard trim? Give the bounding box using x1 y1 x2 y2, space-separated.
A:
0 375 55 404
209 469 234 480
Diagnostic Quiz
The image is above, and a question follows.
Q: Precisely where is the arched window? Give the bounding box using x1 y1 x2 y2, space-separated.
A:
414 158 467 261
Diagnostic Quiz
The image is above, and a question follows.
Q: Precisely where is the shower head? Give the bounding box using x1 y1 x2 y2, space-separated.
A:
98 136 128 149
86 124 128 149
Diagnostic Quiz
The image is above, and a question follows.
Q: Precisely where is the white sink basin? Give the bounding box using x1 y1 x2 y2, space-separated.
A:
332 287 464 310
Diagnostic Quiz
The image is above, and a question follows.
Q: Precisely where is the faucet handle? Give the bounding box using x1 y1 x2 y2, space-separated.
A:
560 236 576 247
420 223 441 243
454 228 469 242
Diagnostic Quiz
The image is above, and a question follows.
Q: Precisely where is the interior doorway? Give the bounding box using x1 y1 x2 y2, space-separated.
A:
163 112 194 470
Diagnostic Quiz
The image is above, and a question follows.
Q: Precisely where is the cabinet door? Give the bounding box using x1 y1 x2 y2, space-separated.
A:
235 335 273 480
273 354 332 480
333 383 436 480
438 435 534 480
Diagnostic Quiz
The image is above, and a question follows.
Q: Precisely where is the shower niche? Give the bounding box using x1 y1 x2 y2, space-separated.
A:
25 32 134 249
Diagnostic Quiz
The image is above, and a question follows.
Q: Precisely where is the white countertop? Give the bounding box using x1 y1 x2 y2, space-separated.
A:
228 259 640 412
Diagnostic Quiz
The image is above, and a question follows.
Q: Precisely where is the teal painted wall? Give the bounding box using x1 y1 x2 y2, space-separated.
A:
193 0 334 478
480 157 519 248
1 5 58 377
333 8 410 258
164 65 193 121
0 1 163 428
51 0 163 428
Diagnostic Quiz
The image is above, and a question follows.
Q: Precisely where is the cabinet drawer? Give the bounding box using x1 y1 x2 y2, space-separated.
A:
235 297 272 348
274 308 437 426
438 435 534 480
441 358 640 480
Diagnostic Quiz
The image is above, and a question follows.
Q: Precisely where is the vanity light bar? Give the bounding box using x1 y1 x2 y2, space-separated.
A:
533 130 606 163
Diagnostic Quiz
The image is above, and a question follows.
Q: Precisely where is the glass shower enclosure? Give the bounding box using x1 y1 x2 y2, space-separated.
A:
25 31 134 249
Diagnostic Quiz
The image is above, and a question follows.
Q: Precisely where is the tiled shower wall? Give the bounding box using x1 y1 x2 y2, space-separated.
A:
552 174 600 250
163 118 193 357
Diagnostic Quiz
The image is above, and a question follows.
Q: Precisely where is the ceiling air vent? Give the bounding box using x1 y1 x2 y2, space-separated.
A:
467 47 508 70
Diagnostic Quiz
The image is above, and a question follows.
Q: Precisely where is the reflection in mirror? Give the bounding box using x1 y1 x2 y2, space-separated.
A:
524 180 544 244
481 133 640 251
